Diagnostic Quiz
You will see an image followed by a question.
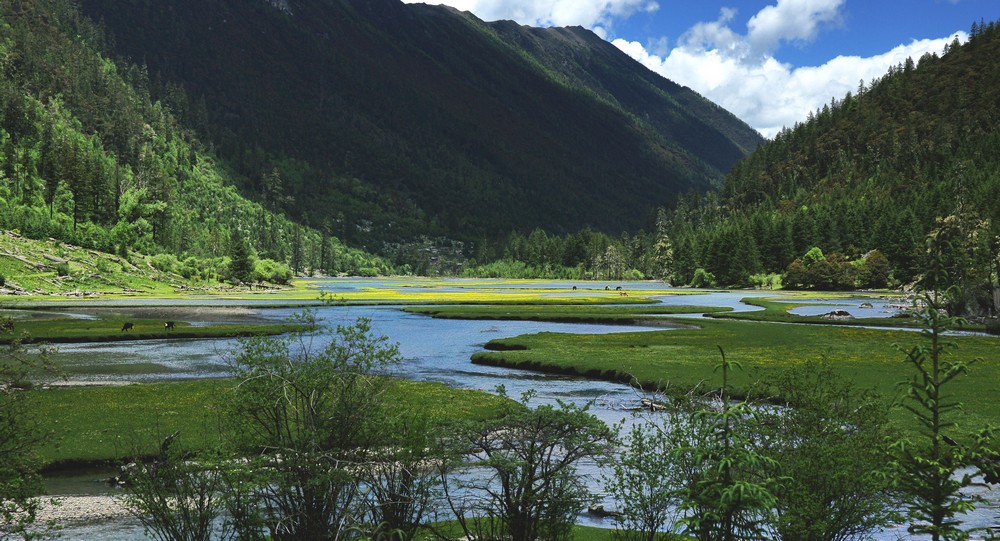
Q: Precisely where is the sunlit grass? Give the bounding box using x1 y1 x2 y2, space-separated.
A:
32 378 507 467
472 317 1000 435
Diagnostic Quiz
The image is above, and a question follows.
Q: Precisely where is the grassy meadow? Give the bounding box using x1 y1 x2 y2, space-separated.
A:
470 316 1000 435
33 378 508 468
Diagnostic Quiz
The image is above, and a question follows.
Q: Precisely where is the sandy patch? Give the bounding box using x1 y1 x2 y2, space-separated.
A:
36 494 129 525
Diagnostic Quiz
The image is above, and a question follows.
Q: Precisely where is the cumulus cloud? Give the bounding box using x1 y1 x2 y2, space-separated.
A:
404 0 964 138
400 0 659 29
745 0 844 57
616 33 964 137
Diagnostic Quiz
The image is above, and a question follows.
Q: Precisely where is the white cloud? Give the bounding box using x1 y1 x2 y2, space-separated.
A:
613 1 964 138
746 0 844 57
401 0 658 29
404 0 965 138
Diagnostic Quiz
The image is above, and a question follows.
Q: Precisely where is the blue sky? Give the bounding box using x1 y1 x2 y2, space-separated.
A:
402 0 999 137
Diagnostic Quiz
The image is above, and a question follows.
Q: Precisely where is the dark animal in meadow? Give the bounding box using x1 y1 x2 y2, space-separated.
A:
605 285 610 290
121 322 134 332
572 286 577 291
615 286 623 291
164 321 175 331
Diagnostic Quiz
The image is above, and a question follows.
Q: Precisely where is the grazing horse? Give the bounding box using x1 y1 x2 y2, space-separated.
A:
572 286 577 291
164 321 175 331
615 286 623 291
121 322 134 332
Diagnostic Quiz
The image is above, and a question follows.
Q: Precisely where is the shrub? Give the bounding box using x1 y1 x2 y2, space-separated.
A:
150 253 179 274
689 267 716 288
55 262 70 277
253 258 292 284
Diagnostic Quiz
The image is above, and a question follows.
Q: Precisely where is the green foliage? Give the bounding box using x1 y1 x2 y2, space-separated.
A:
253 258 292 284
756 362 898 540
689 268 716 288
0 332 48 537
226 234 255 284
783 247 859 290
121 436 232 541
149 253 179 274
0 0 391 276
78 0 762 243
670 353 778 541
892 294 986 541
54 261 70 276
892 226 998 540
605 417 681 541
443 387 614 541
222 313 405 540
650 22 1000 290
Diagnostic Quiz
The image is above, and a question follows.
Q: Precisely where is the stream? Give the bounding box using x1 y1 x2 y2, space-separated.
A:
29 279 998 539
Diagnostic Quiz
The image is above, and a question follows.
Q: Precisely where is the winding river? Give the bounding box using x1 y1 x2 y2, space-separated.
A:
33 279 997 539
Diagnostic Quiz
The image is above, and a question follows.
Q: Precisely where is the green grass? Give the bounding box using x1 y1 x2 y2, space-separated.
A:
472 317 1000 435
404 304 730 323
32 378 508 468
0 317 309 344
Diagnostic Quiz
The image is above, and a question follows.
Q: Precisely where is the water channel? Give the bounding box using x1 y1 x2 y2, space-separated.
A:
32 279 997 539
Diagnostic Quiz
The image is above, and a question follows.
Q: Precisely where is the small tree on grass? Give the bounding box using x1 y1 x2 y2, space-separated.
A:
224 313 402 540
672 351 777 541
227 232 255 285
892 228 998 541
604 407 680 541
756 362 898 541
121 435 233 541
442 387 613 541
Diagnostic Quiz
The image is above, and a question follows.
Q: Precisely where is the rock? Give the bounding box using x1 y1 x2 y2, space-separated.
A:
587 504 623 519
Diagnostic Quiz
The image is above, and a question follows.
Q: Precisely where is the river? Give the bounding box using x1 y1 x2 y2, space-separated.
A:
31 279 997 539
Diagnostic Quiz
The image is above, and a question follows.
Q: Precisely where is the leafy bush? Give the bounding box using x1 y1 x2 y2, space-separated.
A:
253 258 292 284
749 273 782 290
55 262 70 277
178 257 200 280
689 267 716 288
150 253 179 274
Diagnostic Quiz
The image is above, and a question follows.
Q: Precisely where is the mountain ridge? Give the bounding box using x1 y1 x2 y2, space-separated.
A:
77 0 764 246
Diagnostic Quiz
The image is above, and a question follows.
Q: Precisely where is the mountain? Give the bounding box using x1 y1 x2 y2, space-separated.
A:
0 0 389 276
76 0 764 246
660 20 1000 292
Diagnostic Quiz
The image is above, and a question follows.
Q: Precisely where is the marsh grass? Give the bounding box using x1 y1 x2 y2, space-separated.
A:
404 304 731 323
0 317 308 344
33 378 507 467
472 318 1000 434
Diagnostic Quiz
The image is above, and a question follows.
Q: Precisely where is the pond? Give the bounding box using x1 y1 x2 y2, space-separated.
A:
31 280 995 539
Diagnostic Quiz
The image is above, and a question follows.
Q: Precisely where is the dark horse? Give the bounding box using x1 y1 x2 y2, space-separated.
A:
121 322 134 332
164 321 175 331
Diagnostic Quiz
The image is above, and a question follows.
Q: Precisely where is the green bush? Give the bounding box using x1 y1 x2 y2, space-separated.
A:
254 258 293 284
150 253 179 274
690 267 716 288
55 262 70 277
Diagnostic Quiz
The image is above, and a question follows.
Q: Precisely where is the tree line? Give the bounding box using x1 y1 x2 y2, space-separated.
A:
0 0 391 280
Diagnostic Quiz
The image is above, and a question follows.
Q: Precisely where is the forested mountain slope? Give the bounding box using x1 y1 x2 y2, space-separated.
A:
0 0 389 276
663 21 1000 293
77 0 763 245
